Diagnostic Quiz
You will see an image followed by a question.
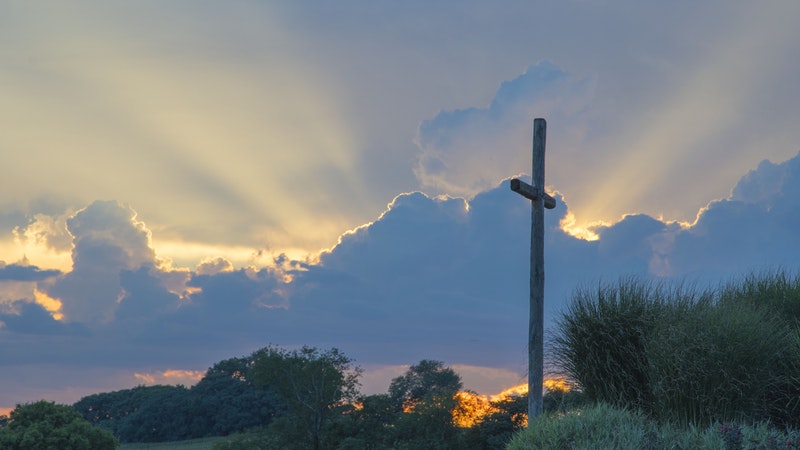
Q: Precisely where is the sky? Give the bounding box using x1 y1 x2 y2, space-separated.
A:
2 1 800 412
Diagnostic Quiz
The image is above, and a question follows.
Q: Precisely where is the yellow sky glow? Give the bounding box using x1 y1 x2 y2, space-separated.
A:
34 289 63 321
133 369 205 387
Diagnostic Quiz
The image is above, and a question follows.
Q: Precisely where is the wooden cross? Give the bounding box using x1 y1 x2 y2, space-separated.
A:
510 118 555 420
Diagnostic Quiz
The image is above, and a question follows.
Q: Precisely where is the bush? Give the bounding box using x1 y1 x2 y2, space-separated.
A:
550 273 800 427
506 402 665 450
550 278 705 413
0 400 118 450
507 403 800 450
646 298 800 425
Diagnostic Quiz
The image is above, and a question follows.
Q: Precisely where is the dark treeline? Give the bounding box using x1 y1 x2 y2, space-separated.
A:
73 355 285 443
71 345 585 449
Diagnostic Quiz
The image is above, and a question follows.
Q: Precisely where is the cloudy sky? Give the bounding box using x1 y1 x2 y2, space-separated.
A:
2 1 800 412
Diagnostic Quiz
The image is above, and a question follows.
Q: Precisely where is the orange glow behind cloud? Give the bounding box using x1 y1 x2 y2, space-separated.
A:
34 289 63 321
559 211 601 241
133 369 205 387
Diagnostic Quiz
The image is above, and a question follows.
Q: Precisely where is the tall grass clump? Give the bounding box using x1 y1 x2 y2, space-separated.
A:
646 298 800 425
550 272 800 427
718 270 800 326
550 278 705 413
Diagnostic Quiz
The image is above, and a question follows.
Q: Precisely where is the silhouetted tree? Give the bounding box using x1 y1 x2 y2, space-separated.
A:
192 356 284 435
389 360 465 450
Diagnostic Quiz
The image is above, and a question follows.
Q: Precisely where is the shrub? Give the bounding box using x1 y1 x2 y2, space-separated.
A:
718 270 800 323
0 400 118 450
506 403 800 450
646 298 800 425
550 278 705 413
506 402 666 450
550 273 800 427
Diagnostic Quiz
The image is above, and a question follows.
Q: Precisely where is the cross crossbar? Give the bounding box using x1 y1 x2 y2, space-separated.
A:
510 178 556 209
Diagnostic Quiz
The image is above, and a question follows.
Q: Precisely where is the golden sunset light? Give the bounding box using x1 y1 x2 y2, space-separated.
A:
558 211 601 241
3 2 800 448
133 370 205 387
33 289 63 321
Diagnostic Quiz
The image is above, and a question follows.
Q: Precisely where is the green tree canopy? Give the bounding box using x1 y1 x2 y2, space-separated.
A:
389 359 463 411
74 358 284 443
0 400 118 450
388 360 465 450
251 345 361 450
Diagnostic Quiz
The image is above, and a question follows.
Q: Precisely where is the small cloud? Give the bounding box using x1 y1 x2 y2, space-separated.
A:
13 212 74 253
0 263 61 282
195 256 235 275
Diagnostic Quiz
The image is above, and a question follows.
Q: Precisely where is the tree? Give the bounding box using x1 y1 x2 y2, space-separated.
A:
74 357 284 443
192 356 284 436
251 345 361 450
388 360 465 450
475 394 528 450
74 384 193 442
324 394 397 450
0 400 118 450
389 359 463 411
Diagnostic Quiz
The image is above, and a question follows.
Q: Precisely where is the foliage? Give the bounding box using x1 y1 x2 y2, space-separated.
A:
646 297 800 425
250 345 362 450
508 402 800 450
472 394 527 450
322 394 396 450
387 360 465 449
542 384 589 415
550 273 800 426
388 359 463 412
190 356 285 435
718 270 800 323
0 400 118 450
550 278 704 412
74 356 283 443
75 385 195 442
507 402 664 450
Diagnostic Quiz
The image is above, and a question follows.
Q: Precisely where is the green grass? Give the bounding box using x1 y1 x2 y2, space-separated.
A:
549 272 800 427
119 436 224 450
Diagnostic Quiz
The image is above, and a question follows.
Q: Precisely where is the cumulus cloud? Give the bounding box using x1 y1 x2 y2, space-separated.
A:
0 302 87 336
47 200 159 323
195 257 235 276
3 151 800 408
414 60 595 198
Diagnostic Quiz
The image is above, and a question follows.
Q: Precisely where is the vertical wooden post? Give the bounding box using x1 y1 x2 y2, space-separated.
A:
528 118 546 419
509 118 554 422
